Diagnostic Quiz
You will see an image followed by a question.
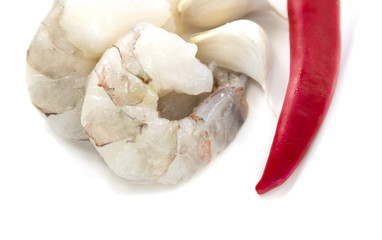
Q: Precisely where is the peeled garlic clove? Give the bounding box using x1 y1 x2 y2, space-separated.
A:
189 19 270 89
162 0 184 34
178 0 270 28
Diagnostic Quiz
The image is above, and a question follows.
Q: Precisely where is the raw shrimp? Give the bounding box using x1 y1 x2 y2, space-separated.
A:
26 0 172 139
81 23 248 183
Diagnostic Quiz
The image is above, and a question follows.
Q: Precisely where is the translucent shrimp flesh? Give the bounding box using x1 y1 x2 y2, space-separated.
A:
81 23 248 184
26 0 172 139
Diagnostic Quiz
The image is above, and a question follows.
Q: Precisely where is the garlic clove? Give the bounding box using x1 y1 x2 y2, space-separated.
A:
178 0 269 28
162 0 184 34
189 19 270 89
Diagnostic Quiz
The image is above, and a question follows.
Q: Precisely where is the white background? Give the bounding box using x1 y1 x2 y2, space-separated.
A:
1 0 381 239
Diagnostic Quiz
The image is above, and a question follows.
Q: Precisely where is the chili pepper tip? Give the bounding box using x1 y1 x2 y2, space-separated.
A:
255 180 274 195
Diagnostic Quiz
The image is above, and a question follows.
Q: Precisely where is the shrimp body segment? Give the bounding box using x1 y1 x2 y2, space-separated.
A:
26 0 172 139
81 23 248 183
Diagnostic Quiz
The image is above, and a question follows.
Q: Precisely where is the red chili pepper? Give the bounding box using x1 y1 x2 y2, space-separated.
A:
255 0 341 194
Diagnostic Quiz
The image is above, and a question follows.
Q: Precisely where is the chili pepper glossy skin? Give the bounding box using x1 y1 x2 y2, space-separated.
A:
256 0 341 194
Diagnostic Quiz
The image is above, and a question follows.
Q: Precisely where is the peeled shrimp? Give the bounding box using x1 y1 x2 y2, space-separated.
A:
26 0 172 139
81 23 248 183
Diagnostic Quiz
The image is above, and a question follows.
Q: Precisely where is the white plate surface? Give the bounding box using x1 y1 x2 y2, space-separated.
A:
0 1 381 239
